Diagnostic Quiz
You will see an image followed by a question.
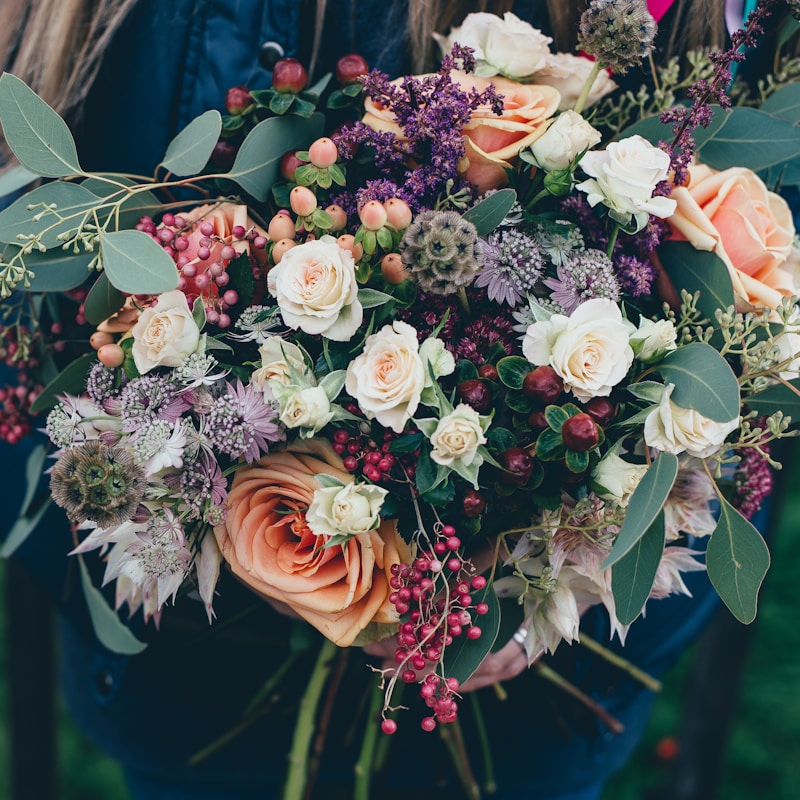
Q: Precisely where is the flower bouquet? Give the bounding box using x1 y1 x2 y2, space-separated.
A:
2 0 800 795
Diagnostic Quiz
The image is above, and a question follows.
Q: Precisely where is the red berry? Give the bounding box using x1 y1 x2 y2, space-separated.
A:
211 140 237 170
279 150 304 182
381 719 398 735
522 365 563 404
654 736 680 763
335 53 369 85
420 716 437 732
456 379 492 413
461 488 485 518
466 626 482 640
498 447 534 487
584 396 616 427
477 363 499 381
271 57 307 93
561 413 600 452
528 410 548 430
225 85 253 115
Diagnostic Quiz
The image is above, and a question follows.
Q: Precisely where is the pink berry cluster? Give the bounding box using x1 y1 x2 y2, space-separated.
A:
382 526 490 733
0 326 45 443
0 382 41 444
331 427 398 483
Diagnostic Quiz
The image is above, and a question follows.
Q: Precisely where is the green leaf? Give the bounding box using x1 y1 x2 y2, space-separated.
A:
415 447 442 495
80 176 161 231
656 342 740 422
30 353 96 414
1 445 50 557
760 83 800 124
318 370 346 401
78 556 148 655
357 288 393 308
18 248 94 292
505 392 535 414
192 296 207 330
486 427 517 452
564 449 589 473
497 355 530 390
386 432 424 453
160 109 222 176
99 229 179 294
443 583 501 684
0 73 82 177
84 271 125 326
706 496 770 624
611 510 665 625
225 113 324 200
226 251 255 307
0 163 37 196
269 92 296 115
0 181 99 247
544 405 569 431
746 379 800 421
290 97 317 118
1 495 51 559
656 240 734 323
603 453 678 569
462 188 516 235
534 428 563 461
314 473 346 489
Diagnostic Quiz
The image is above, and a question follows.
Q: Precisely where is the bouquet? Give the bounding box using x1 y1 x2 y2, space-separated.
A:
2 0 800 795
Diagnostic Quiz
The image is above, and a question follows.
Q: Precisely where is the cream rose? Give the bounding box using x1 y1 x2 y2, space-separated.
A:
522 298 633 402
643 383 739 459
306 481 389 539
434 12 552 79
267 235 363 341
277 386 333 433
666 163 798 310
131 289 201 374
345 321 425 433
529 110 601 172
252 336 311 392
419 337 456 387
629 317 678 363
592 444 647 506
536 53 617 111
577 135 677 231
430 404 487 468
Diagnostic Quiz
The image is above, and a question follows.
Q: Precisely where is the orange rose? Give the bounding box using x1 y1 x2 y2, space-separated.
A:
362 71 559 194
214 438 410 646
667 164 798 310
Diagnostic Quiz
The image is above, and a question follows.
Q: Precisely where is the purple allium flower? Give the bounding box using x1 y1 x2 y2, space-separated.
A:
543 249 620 314
85 362 120 405
119 374 192 433
474 229 543 306
204 380 283 463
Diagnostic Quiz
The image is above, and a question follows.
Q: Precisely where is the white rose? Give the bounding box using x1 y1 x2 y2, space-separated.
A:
772 308 800 380
592 444 647 506
629 317 678 363
419 337 455 387
267 235 363 341
131 289 201 374
430 404 487 468
643 383 739 459
522 298 633 402
345 321 425 433
252 337 311 392
529 111 601 172
577 135 677 231
536 53 616 110
434 12 552 79
306 481 388 539
277 386 333 434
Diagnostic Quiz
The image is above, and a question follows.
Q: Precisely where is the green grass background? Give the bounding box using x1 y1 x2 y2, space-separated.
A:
1 454 798 800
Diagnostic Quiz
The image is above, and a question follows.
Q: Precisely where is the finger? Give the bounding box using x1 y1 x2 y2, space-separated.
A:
460 640 529 692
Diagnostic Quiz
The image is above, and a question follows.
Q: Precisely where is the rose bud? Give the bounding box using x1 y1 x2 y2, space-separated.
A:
522 365 563 404
457 379 492 413
498 447 534 487
336 53 369 85
271 57 307 93
561 413 599 452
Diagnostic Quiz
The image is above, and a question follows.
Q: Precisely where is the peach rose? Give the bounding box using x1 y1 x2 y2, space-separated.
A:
667 164 798 310
362 71 560 193
214 439 410 646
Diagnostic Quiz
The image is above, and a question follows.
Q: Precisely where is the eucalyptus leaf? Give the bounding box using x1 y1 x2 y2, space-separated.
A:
462 188 517 235
760 83 800 124
1 495 51 559
0 163 37 197
84 271 126 326
1 445 51 557
656 343 740 422
160 110 222 176
314 473 346 489
81 175 162 230
226 113 324 200
78 556 148 655
443 584 500 684
30 353 96 414
357 288 393 308
0 181 99 248
100 229 179 294
0 72 83 177
706 496 770 624
18 248 94 292
611 510 665 625
603 453 678 569
746 379 800 422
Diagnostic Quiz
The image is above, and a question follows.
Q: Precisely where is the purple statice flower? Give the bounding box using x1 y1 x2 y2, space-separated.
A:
733 440 774 520
615 254 655 298
543 249 620 315
204 380 283 463
119 374 192 433
474 229 543 306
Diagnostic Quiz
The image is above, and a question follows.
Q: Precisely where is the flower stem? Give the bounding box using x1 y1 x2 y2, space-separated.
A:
439 718 482 800
578 634 662 692
605 223 620 258
282 638 338 800
353 673 384 800
469 692 497 795
573 61 602 116
457 286 471 317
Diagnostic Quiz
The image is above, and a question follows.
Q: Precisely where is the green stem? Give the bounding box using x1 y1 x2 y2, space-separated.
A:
439 719 481 800
578 634 662 692
282 638 338 800
469 693 497 795
244 652 299 714
353 673 384 800
573 61 603 116
371 682 401 775
457 286 471 317
605 223 620 258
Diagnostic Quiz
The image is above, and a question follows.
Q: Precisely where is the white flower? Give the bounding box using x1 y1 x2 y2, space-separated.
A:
629 317 678 363
663 460 718 539
649 547 705 599
131 289 201 374
434 12 552 79
306 481 388 539
592 443 647 506
529 110 601 172
345 321 425 433
419 337 456 387
771 308 800 380
277 385 333 435
522 298 633 402
644 383 739 459
536 52 617 110
252 336 312 392
577 135 677 231
267 235 363 341
429 404 487 468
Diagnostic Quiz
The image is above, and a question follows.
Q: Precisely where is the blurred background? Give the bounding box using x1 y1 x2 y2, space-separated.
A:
1 450 799 800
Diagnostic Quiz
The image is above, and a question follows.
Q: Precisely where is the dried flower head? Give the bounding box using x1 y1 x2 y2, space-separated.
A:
401 210 483 295
577 0 657 73
50 440 146 527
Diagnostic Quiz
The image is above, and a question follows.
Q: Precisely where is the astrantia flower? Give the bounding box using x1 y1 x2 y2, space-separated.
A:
401 210 484 295
132 419 187 475
119 374 192 433
204 380 283 463
533 221 585 267
50 440 146 526
543 249 620 315
577 0 657 73
173 352 228 388
232 305 283 343
46 395 120 448
180 452 228 523
474 229 543 306
85 362 120 405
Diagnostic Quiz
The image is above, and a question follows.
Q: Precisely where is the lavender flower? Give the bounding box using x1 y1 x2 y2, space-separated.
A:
615 253 655 298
